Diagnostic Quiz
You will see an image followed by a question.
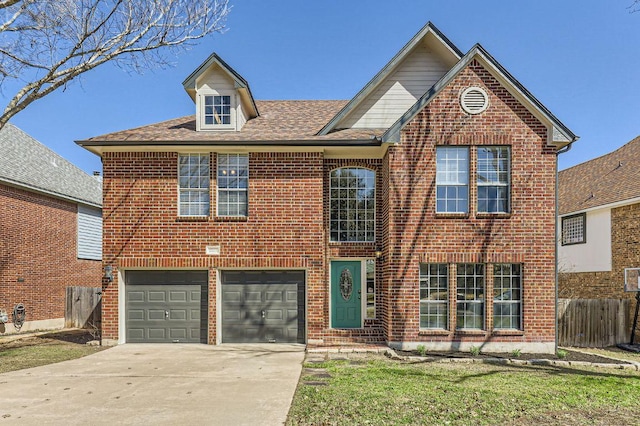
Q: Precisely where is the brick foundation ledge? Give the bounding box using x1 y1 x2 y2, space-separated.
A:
388 340 556 354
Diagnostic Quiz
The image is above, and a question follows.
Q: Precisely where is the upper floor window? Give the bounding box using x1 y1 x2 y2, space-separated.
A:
330 168 375 242
217 153 248 217
204 95 231 126
178 154 210 217
477 147 510 213
436 147 469 214
561 213 586 245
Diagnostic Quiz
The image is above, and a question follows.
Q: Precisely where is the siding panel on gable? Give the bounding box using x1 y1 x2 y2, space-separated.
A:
340 43 451 129
78 204 102 260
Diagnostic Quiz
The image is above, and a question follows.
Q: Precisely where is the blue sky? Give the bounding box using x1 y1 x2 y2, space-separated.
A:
4 0 639 175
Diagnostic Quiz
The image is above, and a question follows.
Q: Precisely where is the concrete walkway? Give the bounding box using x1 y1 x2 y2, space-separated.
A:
0 343 305 425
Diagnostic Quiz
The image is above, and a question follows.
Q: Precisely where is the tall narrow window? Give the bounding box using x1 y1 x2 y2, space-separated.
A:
436 147 469 213
329 168 375 242
365 259 375 319
204 95 231 125
217 153 248 217
178 154 210 217
419 263 449 329
477 146 510 213
456 263 485 329
493 264 522 330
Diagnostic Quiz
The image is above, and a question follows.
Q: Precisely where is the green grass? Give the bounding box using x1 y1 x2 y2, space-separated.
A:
0 331 106 374
287 357 640 425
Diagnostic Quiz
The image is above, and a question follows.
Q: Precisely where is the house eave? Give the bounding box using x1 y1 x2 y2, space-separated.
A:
0 177 101 208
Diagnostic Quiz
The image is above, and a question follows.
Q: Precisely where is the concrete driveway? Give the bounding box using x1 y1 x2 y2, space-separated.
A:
0 343 305 425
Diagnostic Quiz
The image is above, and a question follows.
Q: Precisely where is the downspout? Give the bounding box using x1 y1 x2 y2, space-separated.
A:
555 140 576 352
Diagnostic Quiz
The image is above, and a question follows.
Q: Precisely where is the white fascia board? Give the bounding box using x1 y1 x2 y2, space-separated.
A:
560 196 640 217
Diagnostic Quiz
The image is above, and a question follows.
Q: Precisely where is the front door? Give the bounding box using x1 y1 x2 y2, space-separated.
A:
331 261 361 328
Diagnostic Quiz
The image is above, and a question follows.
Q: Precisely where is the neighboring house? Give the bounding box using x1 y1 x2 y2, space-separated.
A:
0 124 102 333
558 136 640 304
78 22 577 353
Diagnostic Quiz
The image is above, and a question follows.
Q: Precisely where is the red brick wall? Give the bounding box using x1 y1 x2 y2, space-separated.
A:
0 184 101 323
386 59 557 346
101 151 326 342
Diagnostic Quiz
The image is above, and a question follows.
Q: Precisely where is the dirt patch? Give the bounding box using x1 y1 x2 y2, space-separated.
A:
0 329 99 350
394 349 629 364
510 407 637 426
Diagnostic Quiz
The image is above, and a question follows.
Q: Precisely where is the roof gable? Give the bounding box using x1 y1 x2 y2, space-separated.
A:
382 44 578 148
317 22 462 135
182 52 259 119
0 124 102 207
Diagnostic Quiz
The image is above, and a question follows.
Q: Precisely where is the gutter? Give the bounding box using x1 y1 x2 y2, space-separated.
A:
76 138 382 147
554 138 578 351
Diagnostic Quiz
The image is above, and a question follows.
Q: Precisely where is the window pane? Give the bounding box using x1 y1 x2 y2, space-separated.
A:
436 147 468 213
420 263 448 329
493 263 522 330
562 214 585 245
217 154 248 217
456 264 484 330
178 154 210 217
329 168 375 242
477 146 510 213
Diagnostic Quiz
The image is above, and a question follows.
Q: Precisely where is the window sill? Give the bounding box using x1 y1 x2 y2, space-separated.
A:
418 329 451 336
475 213 511 219
215 216 248 222
454 329 487 336
176 216 209 222
491 329 524 336
435 213 469 219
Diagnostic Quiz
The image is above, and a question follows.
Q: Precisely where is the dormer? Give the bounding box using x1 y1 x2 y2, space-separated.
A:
183 53 259 131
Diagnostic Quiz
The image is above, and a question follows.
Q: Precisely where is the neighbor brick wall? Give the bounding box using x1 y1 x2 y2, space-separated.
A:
0 183 101 324
101 151 326 343
385 59 557 346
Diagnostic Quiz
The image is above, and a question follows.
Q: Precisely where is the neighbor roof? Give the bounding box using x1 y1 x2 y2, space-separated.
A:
559 135 640 215
0 123 102 207
78 100 386 146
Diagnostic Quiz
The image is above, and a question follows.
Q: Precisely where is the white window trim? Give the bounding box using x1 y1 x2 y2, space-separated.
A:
216 153 249 217
476 146 511 214
419 263 449 330
177 153 210 217
436 146 469 214
329 167 376 243
197 91 236 131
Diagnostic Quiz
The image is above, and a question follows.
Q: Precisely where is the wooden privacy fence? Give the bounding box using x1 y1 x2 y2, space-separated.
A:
557 298 629 347
65 286 102 330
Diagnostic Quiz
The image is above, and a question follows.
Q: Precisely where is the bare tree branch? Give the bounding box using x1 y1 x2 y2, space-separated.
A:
630 0 640 13
0 0 230 129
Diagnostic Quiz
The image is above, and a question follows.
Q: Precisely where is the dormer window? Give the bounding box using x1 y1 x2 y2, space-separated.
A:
205 95 231 125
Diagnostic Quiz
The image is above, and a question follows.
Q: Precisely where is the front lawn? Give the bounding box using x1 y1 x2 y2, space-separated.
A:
287 355 640 425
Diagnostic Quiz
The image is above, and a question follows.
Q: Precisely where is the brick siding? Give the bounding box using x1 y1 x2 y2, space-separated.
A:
102 60 558 348
0 183 101 323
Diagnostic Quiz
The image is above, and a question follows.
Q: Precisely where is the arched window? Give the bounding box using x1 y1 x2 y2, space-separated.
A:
329 168 375 242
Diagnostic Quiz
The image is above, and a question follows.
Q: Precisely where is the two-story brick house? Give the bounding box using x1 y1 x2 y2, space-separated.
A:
79 22 577 353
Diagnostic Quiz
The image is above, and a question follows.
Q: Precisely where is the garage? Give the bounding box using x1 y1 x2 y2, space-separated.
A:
126 270 208 343
221 270 305 343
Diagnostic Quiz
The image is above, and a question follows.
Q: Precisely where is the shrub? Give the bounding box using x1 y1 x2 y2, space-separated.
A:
470 346 480 356
416 344 426 356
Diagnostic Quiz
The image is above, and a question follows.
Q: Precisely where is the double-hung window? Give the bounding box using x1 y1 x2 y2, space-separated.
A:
477 147 510 213
436 147 469 213
493 264 522 330
456 263 485 329
419 263 449 329
178 154 210 217
217 153 248 217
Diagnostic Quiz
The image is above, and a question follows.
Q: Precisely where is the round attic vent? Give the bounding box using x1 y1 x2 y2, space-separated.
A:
460 87 489 115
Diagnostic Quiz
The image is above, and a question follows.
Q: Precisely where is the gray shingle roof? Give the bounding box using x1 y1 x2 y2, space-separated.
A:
0 123 102 207
559 135 640 215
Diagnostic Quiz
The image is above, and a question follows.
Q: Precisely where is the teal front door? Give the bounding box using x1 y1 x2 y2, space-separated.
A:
331 261 361 328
